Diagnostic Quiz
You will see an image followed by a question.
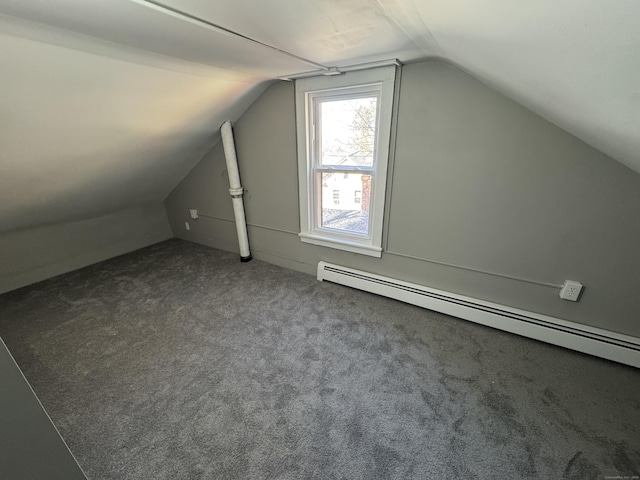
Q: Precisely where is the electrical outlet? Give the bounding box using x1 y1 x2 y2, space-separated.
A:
559 280 583 302
184 222 190 231
190 209 199 219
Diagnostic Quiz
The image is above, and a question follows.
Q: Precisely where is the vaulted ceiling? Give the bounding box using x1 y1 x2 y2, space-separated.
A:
1 0 638 233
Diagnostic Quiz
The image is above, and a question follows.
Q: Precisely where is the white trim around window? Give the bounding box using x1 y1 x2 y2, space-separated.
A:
295 66 397 257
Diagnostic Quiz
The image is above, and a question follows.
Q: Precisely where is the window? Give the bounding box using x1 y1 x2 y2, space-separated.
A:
295 66 397 257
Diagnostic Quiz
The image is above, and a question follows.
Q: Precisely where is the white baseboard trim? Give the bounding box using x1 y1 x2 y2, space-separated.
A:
317 261 640 368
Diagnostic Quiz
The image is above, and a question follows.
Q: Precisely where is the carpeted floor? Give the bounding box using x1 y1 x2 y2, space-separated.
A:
0 239 638 479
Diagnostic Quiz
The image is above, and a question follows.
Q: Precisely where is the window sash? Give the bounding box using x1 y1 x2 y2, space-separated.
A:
312 169 374 240
308 88 380 240
310 90 381 170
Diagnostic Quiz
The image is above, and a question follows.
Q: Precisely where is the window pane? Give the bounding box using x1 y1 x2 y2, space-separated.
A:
320 97 377 167
320 172 371 235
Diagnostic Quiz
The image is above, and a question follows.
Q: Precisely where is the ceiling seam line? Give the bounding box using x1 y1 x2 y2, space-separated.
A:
129 0 329 71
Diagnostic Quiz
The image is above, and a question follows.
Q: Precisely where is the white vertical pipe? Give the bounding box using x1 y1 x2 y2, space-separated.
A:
220 121 251 262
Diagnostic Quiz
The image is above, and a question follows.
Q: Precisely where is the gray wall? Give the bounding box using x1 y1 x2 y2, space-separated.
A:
0 204 172 294
0 338 86 480
165 60 640 338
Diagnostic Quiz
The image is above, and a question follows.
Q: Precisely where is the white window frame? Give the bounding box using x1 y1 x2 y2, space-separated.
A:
295 66 396 257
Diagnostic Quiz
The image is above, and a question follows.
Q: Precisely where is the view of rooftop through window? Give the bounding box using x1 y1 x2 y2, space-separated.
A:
318 96 377 235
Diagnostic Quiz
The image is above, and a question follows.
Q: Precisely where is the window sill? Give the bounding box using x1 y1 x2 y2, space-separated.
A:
299 232 382 258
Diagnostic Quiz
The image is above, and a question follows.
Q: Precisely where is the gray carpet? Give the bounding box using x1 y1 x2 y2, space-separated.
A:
0 239 638 480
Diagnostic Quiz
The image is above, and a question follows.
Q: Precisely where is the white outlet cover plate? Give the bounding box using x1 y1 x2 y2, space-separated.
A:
559 280 583 302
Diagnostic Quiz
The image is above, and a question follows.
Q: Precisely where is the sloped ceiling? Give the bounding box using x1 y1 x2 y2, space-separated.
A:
1 0 638 233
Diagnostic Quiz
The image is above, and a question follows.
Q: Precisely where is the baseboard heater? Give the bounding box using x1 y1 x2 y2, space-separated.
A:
317 262 640 368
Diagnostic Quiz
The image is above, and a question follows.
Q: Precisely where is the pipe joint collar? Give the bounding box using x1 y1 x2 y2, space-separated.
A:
229 187 244 196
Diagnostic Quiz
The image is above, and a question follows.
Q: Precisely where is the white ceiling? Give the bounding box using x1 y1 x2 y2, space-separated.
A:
1 0 638 232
